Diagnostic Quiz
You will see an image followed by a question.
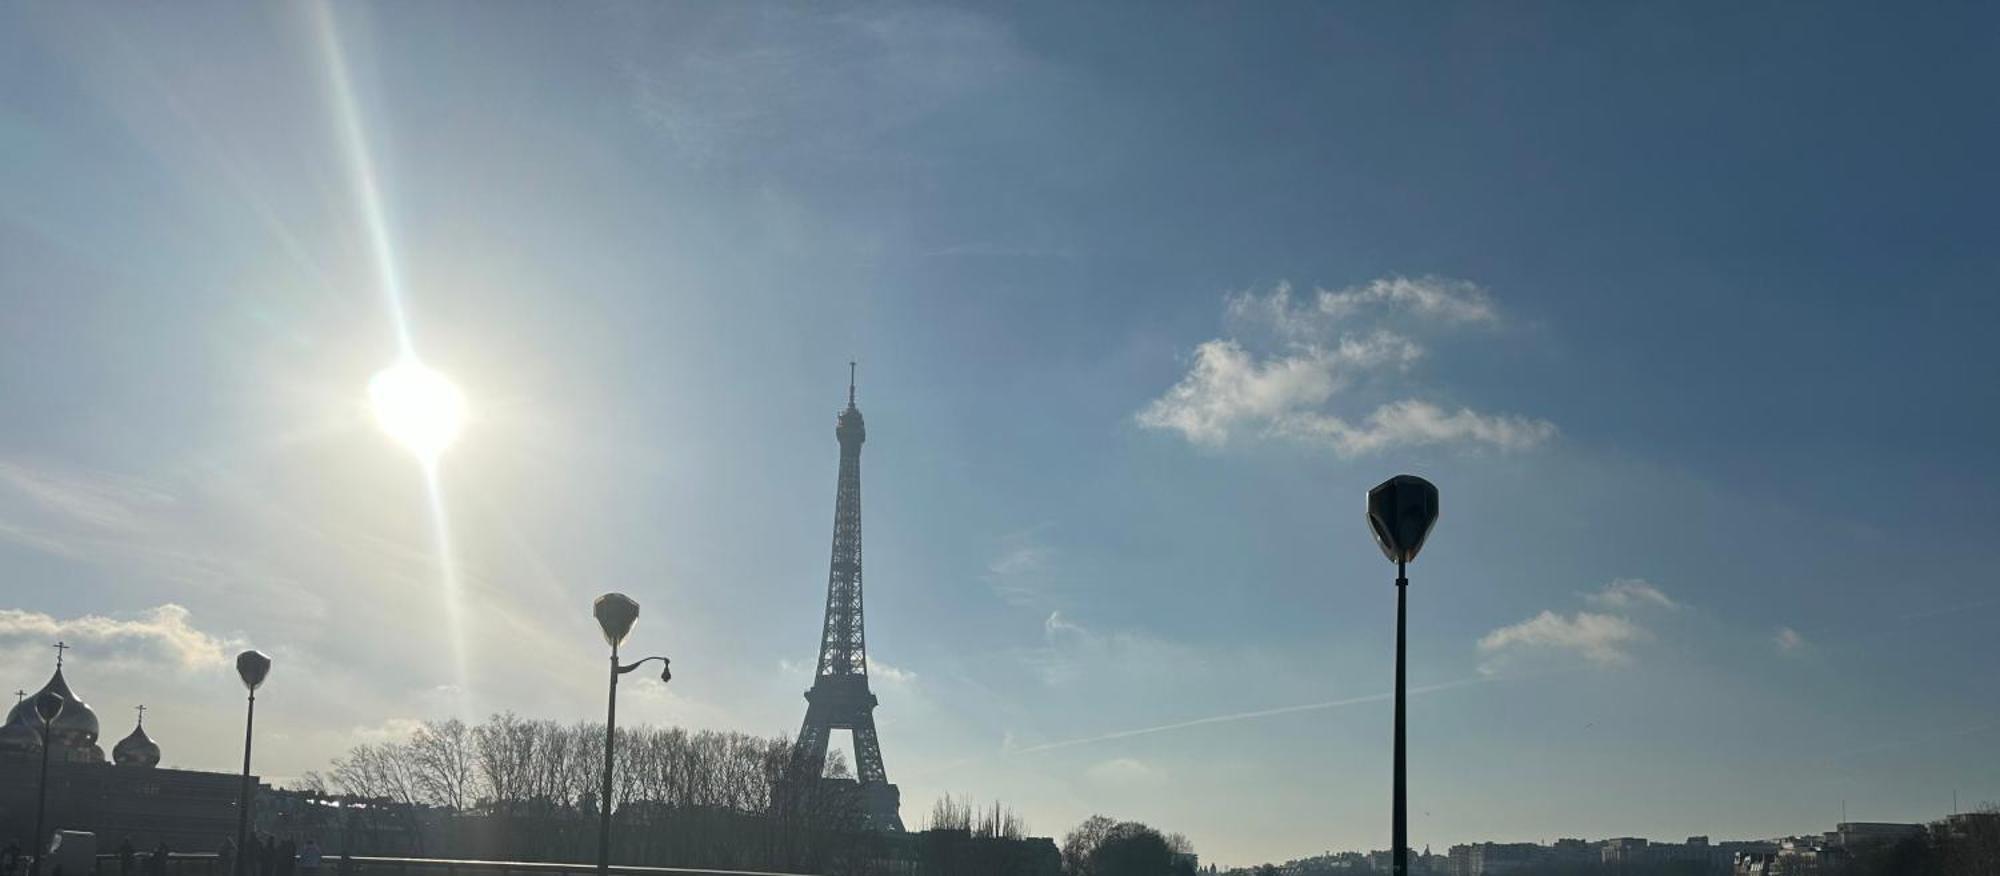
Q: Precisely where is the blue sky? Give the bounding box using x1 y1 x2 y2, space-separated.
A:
3 1 1998 866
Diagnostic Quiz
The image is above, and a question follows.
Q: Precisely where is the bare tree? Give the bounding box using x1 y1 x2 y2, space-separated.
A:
408 718 482 810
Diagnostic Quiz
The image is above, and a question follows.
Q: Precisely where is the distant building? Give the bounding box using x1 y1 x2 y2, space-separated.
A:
1825 821 1922 850
1546 838 1596 867
1465 842 1539 875
1601 836 1649 865
1446 844 1472 876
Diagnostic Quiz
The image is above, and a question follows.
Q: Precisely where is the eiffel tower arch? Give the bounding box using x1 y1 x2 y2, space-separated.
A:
792 364 904 832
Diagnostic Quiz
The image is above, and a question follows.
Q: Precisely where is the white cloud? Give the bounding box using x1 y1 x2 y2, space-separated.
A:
869 659 917 686
1226 277 1497 341
1479 611 1647 667
985 529 1058 609
1085 756 1164 787
1478 580 1681 671
1139 279 1551 456
1043 610 1088 641
780 655 915 687
1774 626 1806 655
1585 578 1679 611
1274 400 1557 457
1135 340 1343 448
0 604 238 671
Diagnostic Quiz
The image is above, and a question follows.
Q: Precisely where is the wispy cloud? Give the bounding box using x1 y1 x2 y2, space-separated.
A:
0 460 175 532
984 529 1058 609
1774 626 1806 655
1273 399 1557 457
1042 610 1087 641
1479 611 1646 668
1138 278 1553 456
624 6 1031 165
1010 677 1487 755
1225 277 1497 342
870 659 917 687
1585 578 1678 611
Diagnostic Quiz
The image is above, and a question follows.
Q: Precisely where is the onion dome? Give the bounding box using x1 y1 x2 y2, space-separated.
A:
11 668 101 758
113 720 160 767
0 708 40 755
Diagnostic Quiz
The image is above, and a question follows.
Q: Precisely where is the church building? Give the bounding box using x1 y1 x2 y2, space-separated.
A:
0 649 245 850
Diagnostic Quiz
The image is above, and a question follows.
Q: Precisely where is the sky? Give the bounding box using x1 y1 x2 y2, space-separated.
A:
3 1 1999 867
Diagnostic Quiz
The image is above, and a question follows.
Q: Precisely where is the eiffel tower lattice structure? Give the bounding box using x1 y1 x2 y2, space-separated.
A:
791 364 904 831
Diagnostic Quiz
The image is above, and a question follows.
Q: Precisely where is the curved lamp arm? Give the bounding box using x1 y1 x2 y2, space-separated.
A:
615 656 671 683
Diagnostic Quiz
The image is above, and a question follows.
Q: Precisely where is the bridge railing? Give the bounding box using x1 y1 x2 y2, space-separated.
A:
90 854 813 876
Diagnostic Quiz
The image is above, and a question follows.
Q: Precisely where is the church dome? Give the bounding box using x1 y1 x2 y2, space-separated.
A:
10 669 101 752
113 721 160 767
0 708 40 755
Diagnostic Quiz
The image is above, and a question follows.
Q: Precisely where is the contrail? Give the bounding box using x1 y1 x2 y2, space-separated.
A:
1009 676 1489 756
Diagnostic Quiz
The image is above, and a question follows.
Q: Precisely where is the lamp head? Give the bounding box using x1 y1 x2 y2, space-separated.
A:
236 650 272 692
1366 474 1440 565
32 690 64 725
594 593 640 648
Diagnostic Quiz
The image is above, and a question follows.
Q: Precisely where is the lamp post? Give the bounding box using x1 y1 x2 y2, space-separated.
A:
1366 474 1438 876
592 593 671 876
234 650 272 876
29 689 64 876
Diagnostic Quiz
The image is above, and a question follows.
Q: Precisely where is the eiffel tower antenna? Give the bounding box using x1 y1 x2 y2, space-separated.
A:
792 365 904 832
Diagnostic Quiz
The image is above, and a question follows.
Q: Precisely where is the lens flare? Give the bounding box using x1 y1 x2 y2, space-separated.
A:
314 0 472 716
368 359 467 463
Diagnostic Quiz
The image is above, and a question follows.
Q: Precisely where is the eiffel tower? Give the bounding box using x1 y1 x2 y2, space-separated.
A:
792 364 904 831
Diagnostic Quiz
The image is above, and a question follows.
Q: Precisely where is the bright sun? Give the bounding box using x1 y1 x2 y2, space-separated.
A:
369 358 467 462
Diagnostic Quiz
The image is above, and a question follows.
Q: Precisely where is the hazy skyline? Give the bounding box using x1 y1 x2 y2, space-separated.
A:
4 1 1999 867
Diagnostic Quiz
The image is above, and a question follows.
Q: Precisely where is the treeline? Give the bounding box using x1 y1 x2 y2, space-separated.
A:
1061 815 1197 876
296 714 1205 876
298 713 872 873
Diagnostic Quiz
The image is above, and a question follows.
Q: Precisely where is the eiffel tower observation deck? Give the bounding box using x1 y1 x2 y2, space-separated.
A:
793 363 904 832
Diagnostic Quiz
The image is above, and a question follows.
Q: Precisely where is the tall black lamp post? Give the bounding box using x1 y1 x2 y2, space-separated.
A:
1366 474 1439 876
29 689 65 876
592 593 671 876
234 650 272 876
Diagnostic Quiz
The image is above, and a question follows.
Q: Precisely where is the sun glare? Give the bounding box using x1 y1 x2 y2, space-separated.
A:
369 358 467 462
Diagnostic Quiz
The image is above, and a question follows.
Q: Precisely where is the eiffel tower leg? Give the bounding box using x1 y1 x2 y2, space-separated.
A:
850 713 888 785
794 717 831 778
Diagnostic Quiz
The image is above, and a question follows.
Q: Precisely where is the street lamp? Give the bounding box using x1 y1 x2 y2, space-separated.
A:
234 650 272 876
1366 474 1438 876
29 689 64 876
592 593 671 876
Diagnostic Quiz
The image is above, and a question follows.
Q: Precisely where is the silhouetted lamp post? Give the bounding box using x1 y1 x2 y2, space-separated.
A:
234 650 271 876
593 593 671 876
29 689 64 876
1366 474 1438 876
